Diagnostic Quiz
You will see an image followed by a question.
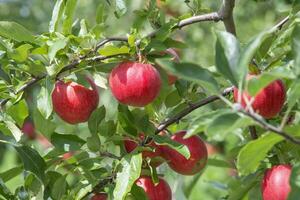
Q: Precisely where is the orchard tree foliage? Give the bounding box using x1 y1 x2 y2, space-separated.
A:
1 0 300 199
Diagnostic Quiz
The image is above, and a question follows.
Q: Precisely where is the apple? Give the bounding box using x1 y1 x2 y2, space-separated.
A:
135 175 172 200
62 152 74 160
52 77 99 124
233 74 285 119
261 164 292 200
21 120 36 140
91 193 107 200
161 131 208 175
124 133 164 167
109 62 161 107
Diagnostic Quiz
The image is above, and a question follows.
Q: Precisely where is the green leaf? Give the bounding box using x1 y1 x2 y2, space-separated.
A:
206 112 253 141
237 133 283 176
96 3 108 24
153 135 190 159
113 153 143 200
114 0 127 18
165 90 181 108
87 135 101 152
288 164 300 200
0 166 23 182
63 0 78 35
88 106 106 135
37 78 53 119
0 179 15 200
0 21 35 43
238 27 279 77
14 145 46 183
33 109 56 138
215 31 241 86
118 105 137 135
128 184 148 200
156 60 219 93
207 158 232 168
51 133 85 151
98 45 130 56
49 0 65 33
4 120 22 142
292 23 300 76
9 44 33 62
7 99 28 127
287 80 300 111
51 176 67 200
228 173 262 200
47 37 68 62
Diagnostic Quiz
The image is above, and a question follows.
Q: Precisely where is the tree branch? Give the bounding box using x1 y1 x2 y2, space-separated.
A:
219 0 236 35
238 109 300 145
155 87 234 134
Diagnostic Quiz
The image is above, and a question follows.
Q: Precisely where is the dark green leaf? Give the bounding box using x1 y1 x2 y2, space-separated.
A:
51 133 85 151
88 106 106 135
14 145 46 183
156 60 219 93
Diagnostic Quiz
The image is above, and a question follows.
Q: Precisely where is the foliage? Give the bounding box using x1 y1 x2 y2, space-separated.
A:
0 0 300 200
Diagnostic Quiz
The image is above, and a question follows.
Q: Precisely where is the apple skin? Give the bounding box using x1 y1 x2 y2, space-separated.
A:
124 133 164 167
233 74 285 119
160 131 208 175
135 175 172 200
21 120 36 140
91 193 107 200
51 78 99 124
261 165 292 200
109 62 161 107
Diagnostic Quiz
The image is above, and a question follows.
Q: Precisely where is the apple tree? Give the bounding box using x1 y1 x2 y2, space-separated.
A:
0 0 300 199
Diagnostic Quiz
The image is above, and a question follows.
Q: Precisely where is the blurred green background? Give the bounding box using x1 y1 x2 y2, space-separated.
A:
0 0 293 199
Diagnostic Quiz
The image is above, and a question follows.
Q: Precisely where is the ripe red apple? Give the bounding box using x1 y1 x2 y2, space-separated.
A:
109 62 161 107
21 120 36 140
161 131 208 175
261 164 292 200
91 193 107 200
52 78 99 124
124 133 164 167
233 74 285 119
135 175 172 200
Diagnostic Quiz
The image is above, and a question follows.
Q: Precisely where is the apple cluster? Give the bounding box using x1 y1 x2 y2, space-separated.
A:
20 46 292 199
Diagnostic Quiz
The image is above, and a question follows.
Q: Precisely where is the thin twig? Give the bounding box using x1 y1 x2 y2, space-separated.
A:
238 109 300 145
100 151 121 160
219 0 236 35
155 87 234 134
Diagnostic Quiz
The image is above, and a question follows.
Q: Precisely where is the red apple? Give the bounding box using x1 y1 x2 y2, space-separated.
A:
233 74 285 119
62 152 74 160
52 78 99 124
124 133 164 167
135 176 172 200
109 62 161 107
261 164 292 200
21 120 36 140
91 193 107 200
161 131 208 175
